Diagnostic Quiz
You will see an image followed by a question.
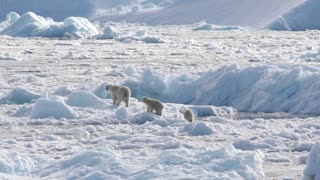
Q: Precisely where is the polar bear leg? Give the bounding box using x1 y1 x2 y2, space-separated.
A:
116 99 121 106
125 98 129 107
112 95 117 105
156 108 162 116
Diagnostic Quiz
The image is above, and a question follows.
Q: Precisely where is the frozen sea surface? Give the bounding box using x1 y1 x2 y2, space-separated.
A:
0 23 319 179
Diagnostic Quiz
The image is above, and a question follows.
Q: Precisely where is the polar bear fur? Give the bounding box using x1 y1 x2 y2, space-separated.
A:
184 109 194 123
106 85 131 107
143 97 163 116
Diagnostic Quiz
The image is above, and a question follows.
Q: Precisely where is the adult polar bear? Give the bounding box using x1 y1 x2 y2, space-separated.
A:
106 85 131 107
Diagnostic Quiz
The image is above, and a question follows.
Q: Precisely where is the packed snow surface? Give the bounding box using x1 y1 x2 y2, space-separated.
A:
0 22 319 179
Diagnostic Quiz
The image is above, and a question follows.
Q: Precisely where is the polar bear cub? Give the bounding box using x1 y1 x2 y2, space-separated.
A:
184 108 194 123
142 97 163 116
106 85 131 107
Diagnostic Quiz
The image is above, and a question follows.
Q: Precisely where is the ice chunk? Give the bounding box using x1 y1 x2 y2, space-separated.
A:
53 86 72 96
268 0 320 31
6 12 20 24
181 122 215 136
303 142 320 180
0 150 34 174
125 65 320 114
141 37 165 44
115 107 129 121
1 12 99 38
189 105 237 117
129 112 159 124
31 98 78 119
233 139 271 150
66 90 105 108
123 68 166 100
193 23 243 31
0 53 22 61
93 83 109 99
0 87 40 104
100 25 119 39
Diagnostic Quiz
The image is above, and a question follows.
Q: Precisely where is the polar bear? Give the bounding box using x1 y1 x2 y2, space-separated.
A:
106 85 131 107
142 97 163 116
183 109 194 123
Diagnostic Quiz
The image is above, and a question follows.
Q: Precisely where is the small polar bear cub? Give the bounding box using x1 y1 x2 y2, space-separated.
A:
142 97 163 116
106 85 131 107
184 108 194 123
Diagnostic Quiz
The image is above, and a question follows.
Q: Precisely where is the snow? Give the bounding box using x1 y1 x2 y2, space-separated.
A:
181 122 215 136
268 0 320 31
0 87 40 105
93 0 304 28
193 23 243 31
99 25 165 44
303 142 320 180
0 150 34 174
0 0 309 30
53 86 72 96
0 12 99 38
125 65 320 114
0 53 22 61
189 105 238 117
66 90 105 108
35 145 264 179
0 20 319 179
0 0 94 21
100 25 120 39
31 98 78 119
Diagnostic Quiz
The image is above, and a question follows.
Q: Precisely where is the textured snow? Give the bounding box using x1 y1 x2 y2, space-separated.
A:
0 12 99 38
0 87 40 104
66 90 105 108
125 65 320 114
93 0 304 28
193 23 243 31
35 145 264 179
181 122 215 136
0 22 318 179
31 98 78 119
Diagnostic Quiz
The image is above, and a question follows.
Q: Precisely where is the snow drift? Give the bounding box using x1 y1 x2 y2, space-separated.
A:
37 145 264 179
31 98 78 119
0 87 40 105
268 0 320 31
0 12 99 38
181 122 215 136
125 65 320 114
99 25 165 44
66 90 105 108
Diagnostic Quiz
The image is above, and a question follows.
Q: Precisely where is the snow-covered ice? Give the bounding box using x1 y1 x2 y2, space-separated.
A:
0 12 99 38
0 12 319 179
303 143 320 180
268 0 320 31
